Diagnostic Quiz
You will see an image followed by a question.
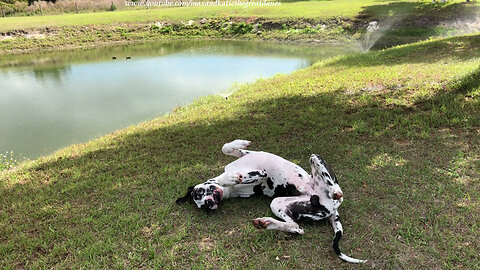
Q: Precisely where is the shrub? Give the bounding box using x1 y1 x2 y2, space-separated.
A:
109 1 116 11
229 22 253 35
161 26 173 34
301 27 318 34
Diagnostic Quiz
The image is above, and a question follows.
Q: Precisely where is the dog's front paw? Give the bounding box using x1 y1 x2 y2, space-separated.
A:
252 218 271 229
290 227 304 235
231 139 251 149
222 172 243 185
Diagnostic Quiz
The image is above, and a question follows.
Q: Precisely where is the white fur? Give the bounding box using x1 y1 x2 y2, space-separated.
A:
187 140 366 264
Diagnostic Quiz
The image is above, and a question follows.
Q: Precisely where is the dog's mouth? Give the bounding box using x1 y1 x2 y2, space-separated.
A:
332 192 343 200
213 188 223 203
203 188 223 210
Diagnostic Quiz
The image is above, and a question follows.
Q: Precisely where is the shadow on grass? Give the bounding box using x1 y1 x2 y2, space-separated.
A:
332 34 480 67
1 59 479 267
357 1 479 23
355 1 480 49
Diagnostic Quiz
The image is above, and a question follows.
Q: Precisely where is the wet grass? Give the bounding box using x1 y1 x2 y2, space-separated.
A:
1 33 479 269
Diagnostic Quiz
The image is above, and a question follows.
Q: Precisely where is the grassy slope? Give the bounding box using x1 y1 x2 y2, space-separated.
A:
1 0 479 56
0 0 392 32
1 0 478 33
1 34 479 269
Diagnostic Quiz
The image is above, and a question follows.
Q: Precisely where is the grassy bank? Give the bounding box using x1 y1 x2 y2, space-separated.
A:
1 33 479 269
0 17 358 54
0 0 415 31
1 0 479 54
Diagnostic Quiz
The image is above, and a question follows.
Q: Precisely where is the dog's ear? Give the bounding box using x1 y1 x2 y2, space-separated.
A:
310 154 337 184
176 185 195 205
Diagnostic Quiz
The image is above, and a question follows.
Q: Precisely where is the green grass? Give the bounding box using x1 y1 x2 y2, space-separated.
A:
1 33 479 269
1 0 479 55
0 0 478 33
0 0 376 32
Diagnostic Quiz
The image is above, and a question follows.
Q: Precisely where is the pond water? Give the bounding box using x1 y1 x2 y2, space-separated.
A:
0 40 352 159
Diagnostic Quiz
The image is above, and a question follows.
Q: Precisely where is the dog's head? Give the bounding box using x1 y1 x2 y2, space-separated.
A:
310 154 343 202
176 181 224 210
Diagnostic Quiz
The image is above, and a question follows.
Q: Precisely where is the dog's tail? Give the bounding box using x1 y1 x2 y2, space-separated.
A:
333 231 367 264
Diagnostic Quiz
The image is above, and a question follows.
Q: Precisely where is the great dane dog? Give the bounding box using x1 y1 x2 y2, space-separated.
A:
176 140 366 263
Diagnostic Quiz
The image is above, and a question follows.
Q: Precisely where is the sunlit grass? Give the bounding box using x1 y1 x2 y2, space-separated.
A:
1 0 478 32
0 151 25 172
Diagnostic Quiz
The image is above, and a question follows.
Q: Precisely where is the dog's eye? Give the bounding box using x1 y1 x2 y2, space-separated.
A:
194 188 205 200
209 185 216 191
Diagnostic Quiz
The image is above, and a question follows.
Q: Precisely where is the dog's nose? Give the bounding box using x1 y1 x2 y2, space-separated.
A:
333 193 343 200
205 199 214 208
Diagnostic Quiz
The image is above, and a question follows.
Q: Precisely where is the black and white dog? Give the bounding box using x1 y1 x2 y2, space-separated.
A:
176 140 366 263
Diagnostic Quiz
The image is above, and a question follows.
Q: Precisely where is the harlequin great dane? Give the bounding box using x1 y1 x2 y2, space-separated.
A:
176 140 366 263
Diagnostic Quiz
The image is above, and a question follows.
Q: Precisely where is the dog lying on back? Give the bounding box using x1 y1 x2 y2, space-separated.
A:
176 140 366 263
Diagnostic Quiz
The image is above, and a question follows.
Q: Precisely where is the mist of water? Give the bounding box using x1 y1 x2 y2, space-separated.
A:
354 21 394 53
359 21 381 52
444 16 480 36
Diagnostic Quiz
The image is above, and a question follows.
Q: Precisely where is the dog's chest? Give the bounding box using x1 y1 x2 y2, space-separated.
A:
226 152 314 198
231 172 310 198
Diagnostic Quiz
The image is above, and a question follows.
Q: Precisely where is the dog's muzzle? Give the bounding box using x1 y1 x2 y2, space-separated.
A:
205 199 215 208
333 192 343 200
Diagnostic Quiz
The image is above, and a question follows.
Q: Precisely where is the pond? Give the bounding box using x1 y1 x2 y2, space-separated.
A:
0 40 352 159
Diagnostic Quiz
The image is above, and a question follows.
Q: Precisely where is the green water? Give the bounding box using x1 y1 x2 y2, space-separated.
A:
0 40 351 159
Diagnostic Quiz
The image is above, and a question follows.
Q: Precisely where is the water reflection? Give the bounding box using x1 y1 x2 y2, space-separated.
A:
0 40 352 158
32 66 71 83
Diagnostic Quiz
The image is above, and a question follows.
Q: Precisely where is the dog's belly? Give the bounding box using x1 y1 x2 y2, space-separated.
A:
226 152 314 197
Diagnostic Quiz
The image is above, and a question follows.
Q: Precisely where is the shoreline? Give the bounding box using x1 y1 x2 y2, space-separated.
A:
0 17 360 55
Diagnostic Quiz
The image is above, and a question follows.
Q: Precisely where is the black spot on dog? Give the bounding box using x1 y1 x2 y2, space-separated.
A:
333 231 342 255
321 159 338 184
310 195 320 207
310 195 330 214
273 184 301 197
285 196 330 221
334 215 341 222
285 201 311 220
252 184 265 196
266 177 274 189
298 173 303 178
248 171 266 177
194 188 205 200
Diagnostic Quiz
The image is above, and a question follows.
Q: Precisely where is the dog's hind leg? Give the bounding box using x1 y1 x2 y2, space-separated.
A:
252 197 305 235
221 140 252 157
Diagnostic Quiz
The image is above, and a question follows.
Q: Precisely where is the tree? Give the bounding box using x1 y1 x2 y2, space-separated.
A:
27 0 57 5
